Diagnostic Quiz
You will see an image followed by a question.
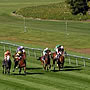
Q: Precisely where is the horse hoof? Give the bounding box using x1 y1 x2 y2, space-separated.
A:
13 70 14 72
24 71 26 75
19 72 21 74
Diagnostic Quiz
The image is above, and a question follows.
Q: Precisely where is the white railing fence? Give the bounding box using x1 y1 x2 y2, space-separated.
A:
0 42 43 58
0 41 90 67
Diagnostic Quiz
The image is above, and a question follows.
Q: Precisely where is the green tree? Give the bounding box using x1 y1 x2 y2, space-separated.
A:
66 0 89 15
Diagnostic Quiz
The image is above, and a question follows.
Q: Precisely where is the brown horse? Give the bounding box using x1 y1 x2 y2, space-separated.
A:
18 56 26 74
12 53 26 74
51 52 64 71
37 50 51 71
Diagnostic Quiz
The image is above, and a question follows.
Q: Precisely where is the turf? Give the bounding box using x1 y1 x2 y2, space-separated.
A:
0 0 90 90
15 2 90 20
0 46 90 90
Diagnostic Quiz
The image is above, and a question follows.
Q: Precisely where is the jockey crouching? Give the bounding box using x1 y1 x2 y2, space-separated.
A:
55 45 64 65
55 45 64 58
4 50 11 61
42 48 49 63
3 50 11 73
16 46 26 65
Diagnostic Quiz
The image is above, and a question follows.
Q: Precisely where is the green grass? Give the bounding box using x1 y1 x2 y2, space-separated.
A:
15 2 90 20
0 45 90 90
0 1 90 89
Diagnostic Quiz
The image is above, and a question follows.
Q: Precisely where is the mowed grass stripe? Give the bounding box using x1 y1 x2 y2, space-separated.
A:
0 79 37 90
0 74 59 90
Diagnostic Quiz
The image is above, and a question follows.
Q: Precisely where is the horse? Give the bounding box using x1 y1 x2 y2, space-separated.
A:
12 53 26 74
12 53 19 72
37 50 51 71
18 56 26 74
2 59 11 74
51 52 64 71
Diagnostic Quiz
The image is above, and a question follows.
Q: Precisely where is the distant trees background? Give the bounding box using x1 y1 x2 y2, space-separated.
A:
66 0 89 15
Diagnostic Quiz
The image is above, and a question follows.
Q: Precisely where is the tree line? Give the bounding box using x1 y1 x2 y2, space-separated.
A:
66 0 90 15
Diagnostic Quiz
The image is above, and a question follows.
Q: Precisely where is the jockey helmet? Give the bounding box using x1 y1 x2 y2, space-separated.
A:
4 52 8 55
6 50 10 54
17 46 21 50
45 48 48 51
61 46 64 49
20 46 24 49
56 45 61 48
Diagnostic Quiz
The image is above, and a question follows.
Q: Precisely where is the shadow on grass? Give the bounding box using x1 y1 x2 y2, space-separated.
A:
51 65 82 72
11 72 44 76
26 67 42 70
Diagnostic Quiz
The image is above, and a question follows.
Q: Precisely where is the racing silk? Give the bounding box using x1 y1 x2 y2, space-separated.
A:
22 49 26 59
55 45 61 55
14 53 22 61
16 49 26 61
4 51 11 61
43 49 48 56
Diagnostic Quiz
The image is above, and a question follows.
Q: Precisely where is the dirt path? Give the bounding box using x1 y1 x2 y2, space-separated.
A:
67 48 90 55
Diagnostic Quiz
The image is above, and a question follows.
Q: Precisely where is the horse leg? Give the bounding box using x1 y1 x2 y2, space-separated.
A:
53 60 55 71
24 66 26 75
13 61 18 72
2 65 5 74
58 61 60 71
58 64 60 71
49 64 51 71
44 64 47 70
19 67 21 74
5 66 7 74
8 60 11 74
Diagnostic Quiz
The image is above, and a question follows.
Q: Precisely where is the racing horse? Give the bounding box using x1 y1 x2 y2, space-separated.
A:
12 52 26 74
12 53 19 72
37 50 51 71
51 52 64 71
2 59 11 74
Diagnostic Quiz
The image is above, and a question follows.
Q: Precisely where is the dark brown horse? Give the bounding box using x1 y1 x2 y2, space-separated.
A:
12 53 26 74
37 50 51 71
51 52 64 71
2 59 11 74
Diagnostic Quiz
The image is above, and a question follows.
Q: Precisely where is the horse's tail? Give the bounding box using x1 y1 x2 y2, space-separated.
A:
37 57 41 60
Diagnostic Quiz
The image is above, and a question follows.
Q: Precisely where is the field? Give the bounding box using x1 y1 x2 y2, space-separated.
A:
0 0 90 90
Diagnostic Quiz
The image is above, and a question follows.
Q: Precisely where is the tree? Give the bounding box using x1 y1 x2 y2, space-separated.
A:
66 0 89 15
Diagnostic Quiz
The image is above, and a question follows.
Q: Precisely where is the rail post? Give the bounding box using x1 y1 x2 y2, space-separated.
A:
76 57 78 66
69 56 71 64
83 59 86 67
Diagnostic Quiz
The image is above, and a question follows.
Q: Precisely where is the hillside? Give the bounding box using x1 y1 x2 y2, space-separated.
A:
15 2 90 20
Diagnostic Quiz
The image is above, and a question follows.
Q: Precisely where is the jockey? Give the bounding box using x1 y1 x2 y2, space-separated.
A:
43 48 49 56
60 45 64 55
42 48 49 62
17 46 26 66
4 50 11 61
55 45 64 58
17 46 26 58
15 51 23 60
55 45 61 55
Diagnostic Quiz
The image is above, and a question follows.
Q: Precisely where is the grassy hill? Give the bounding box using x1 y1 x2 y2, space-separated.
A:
0 0 90 55
15 1 90 20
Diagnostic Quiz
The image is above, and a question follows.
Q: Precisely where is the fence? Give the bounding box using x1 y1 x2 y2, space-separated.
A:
0 41 43 58
0 41 90 67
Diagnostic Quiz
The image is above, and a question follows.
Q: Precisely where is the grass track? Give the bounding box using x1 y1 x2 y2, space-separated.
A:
0 0 90 90
0 46 90 90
